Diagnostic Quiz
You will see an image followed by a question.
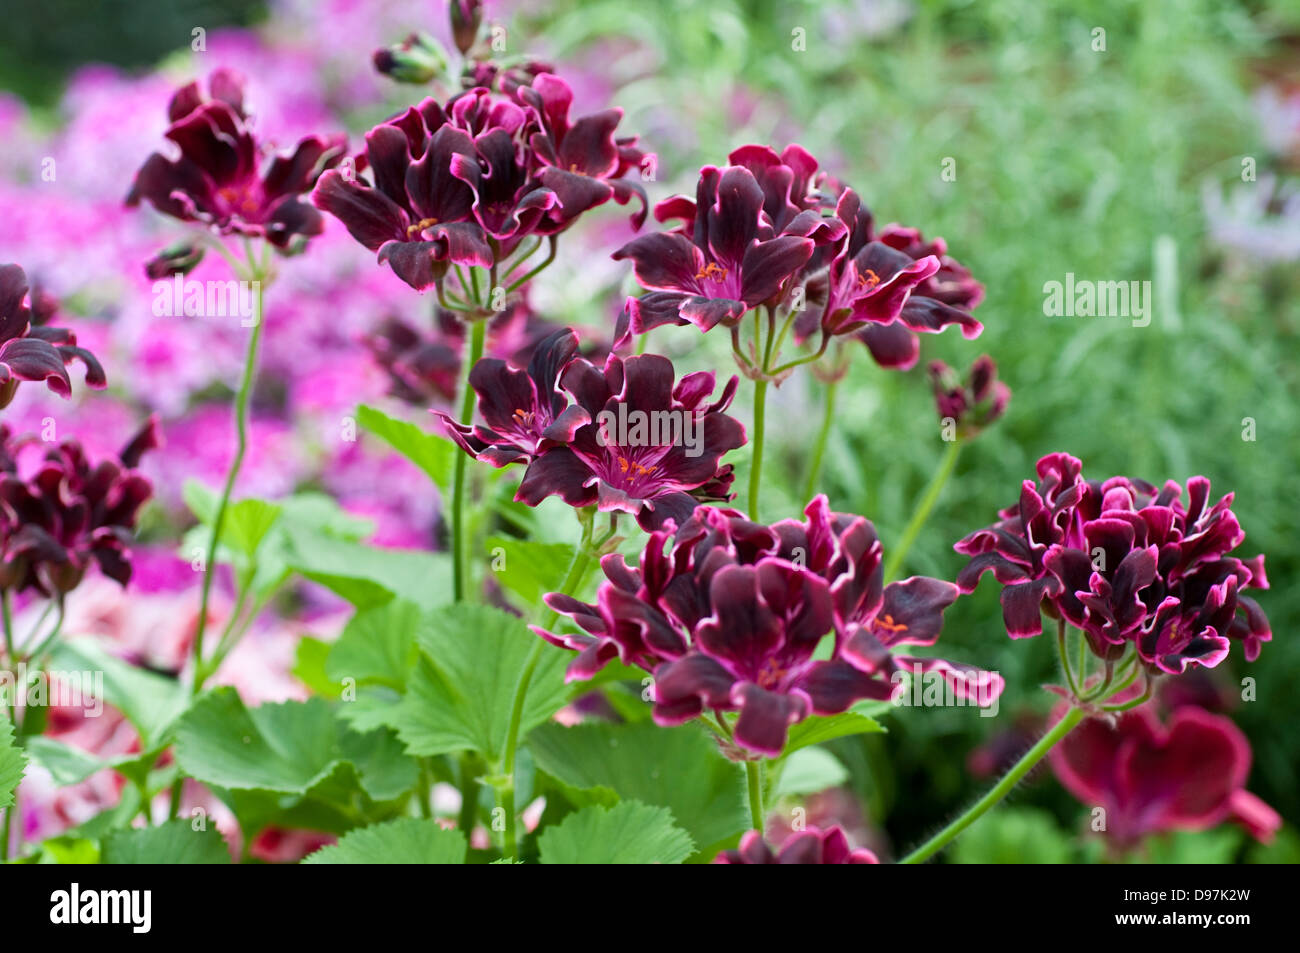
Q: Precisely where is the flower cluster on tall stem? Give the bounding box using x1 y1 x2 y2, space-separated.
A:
535 496 1001 757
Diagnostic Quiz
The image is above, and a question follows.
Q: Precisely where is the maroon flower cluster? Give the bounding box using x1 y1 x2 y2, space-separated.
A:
313 73 650 290
956 453 1271 675
928 354 1010 438
0 416 160 596
437 328 743 531
714 826 878 864
534 496 1002 756
614 144 984 370
1050 703 1280 850
1 264 106 408
127 69 347 251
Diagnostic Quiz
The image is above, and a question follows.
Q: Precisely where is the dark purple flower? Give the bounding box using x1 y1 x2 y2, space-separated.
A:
927 354 1010 438
534 497 1000 756
0 264 106 408
614 163 821 333
0 416 160 596
956 454 1271 676
714 825 878 864
128 70 346 250
515 74 651 232
514 352 746 531
1050 704 1280 850
800 190 983 366
313 96 495 290
434 327 590 467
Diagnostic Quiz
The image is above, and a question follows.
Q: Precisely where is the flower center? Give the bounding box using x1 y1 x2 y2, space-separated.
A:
617 456 658 478
695 262 728 283
857 268 881 290
406 217 439 237
756 657 788 689
217 185 262 217
873 613 908 635
512 407 536 428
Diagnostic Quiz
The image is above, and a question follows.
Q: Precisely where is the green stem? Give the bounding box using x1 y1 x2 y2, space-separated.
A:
883 439 962 583
451 319 488 603
192 270 267 694
499 518 597 860
745 760 765 831
802 378 839 501
747 379 768 521
1 590 13 861
900 705 1086 864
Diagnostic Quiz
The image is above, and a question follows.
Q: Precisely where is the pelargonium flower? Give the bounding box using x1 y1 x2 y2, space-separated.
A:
1050 704 1280 850
714 826 878 864
800 189 983 368
1 264 106 408
515 73 650 233
128 69 346 250
313 96 496 291
927 354 1010 438
434 327 590 467
956 454 1271 676
0 415 160 596
613 159 828 333
534 497 1000 755
513 351 746 531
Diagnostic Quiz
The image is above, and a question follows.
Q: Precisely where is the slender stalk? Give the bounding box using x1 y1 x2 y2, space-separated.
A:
499 518 597 860
745 760 765 831
747 380 769 521
802 378 839 501
883 439 963 582
192 269 267 694
450 319 488 602
900 705 1086 864
505 236 557 293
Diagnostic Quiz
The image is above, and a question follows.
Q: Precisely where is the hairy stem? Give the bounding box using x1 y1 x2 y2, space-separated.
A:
745 760 765 831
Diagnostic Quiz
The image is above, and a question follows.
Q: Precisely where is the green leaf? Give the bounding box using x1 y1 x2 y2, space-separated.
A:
527 721 747 853
358 404 454 489
101 820 231 864
0 717 27 809
35 837 101 865
772 745 849 797
389 605 570 762
282 524 451 610
292 637 341 699
780 709 884 758
173 689 416 799
483 536 575 606
23 736 108 786
326 601 420 690
538 801 694 864
303 818 466 864
46 640 188 751
224 498 282 555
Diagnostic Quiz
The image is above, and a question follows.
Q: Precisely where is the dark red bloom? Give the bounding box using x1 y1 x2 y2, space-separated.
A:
534 497 999 756
0 416 160 596
927 354 1010 438
0 264 106 408
714 826 878 864
1050 704 1280 850
128 70 346 250
515 352 746 531
956 455 1271 676
614 160 825 333
435 327 590 467
515 73 650 233
801 189 983 368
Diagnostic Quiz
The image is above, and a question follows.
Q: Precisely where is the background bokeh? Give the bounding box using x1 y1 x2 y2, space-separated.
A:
1 0 1295 861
